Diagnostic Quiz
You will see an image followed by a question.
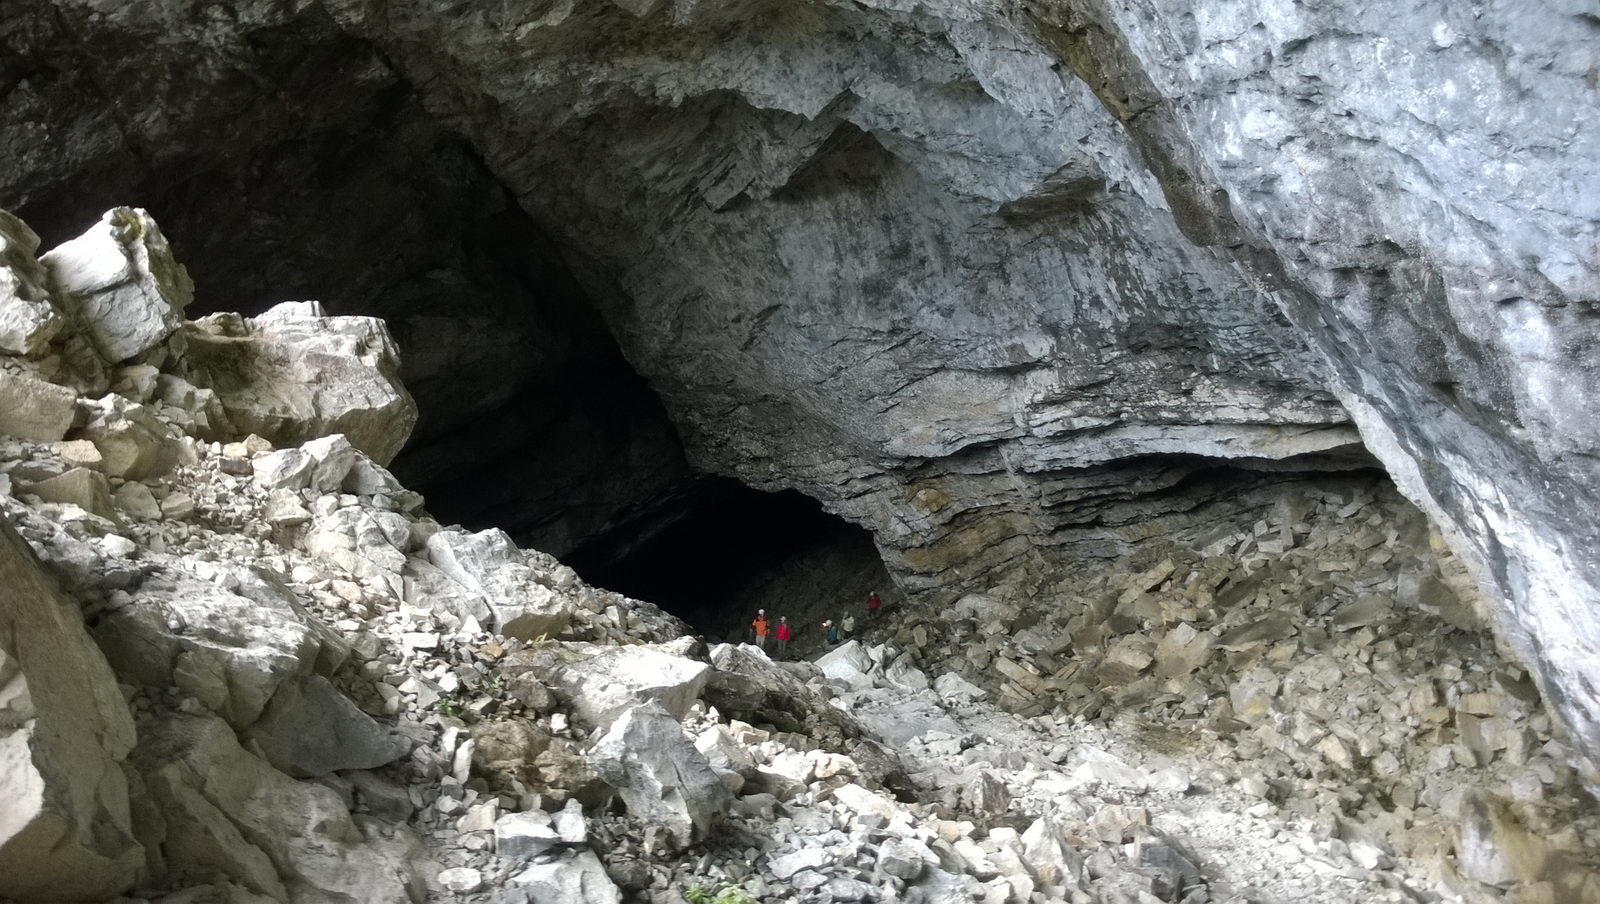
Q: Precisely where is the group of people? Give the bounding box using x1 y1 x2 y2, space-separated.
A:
748 591 883 658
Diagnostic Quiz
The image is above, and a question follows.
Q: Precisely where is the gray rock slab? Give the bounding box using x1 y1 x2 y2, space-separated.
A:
0 516 144 902
245 675 409 778
0 371 76 442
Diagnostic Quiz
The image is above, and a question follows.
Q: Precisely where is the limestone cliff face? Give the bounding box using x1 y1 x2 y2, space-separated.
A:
4 1 1597 764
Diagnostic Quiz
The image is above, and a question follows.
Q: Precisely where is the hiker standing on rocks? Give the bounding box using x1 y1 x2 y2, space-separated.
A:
823 619 841 645
751 609 770 651
841 614 856 639
867 590 882 620
774 616 791 658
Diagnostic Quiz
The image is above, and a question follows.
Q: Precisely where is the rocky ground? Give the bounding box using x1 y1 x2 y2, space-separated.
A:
2 206 1598 904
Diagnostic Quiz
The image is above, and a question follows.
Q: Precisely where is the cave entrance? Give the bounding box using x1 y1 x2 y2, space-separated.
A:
564 478 890 643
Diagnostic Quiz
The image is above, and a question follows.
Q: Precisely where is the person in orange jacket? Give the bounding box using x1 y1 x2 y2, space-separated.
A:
751 609 770 651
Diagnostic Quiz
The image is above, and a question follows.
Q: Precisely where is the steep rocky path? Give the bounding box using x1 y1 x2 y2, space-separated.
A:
808 477 1600 904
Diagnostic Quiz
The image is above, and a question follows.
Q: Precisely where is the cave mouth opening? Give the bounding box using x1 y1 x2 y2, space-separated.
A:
563 478 889 642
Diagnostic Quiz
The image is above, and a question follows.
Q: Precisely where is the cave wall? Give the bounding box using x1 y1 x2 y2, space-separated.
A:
4 0 1597 769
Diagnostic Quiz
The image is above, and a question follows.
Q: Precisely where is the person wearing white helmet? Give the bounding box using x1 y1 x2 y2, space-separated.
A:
751 609 770 651
775 616 792 657
822 618 841 645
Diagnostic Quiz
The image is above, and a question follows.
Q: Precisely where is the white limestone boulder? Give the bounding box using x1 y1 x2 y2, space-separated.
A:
587 703 730 851
0 517 144 902
252 448 315 490
423 527 575 640
300 433 358 492
547 643 710 730
437 867 483 894
179 301 416 464
305 507 409 581
884 654 930 692
0 209 63 355
707 642 814 699
817 640 878 691
694 723 759 791
40 207 193 363
933 672 986 702
494 810 564 860
1020 815 1086 890
878 838 938 881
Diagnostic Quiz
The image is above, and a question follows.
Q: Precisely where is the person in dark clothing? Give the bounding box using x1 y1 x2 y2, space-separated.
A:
822 619 841 644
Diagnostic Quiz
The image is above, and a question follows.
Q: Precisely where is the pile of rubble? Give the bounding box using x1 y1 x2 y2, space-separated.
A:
2 203 1598 904
860 478 1600 903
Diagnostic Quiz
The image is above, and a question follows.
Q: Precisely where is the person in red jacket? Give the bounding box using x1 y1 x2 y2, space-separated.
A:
867 590 882 619
751 609 770 651
774 616 792 658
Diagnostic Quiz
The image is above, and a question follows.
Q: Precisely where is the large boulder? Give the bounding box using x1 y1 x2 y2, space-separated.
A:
93 569 339 728
0 370 77 441
178 301 416 464
816 640 879 691
1020 815 1086 891
422 527 576 640
306 506 410 582
587 703 731 851
548 643 710 730
40 207 192 363
244 676 410 778
704 643 880 759
133 713 425 904
24 467 117 520
78 393 185 479
0 516 144 902
0 209 62 355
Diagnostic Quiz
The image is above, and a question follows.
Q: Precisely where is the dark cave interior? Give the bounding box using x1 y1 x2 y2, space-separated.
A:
563 479 881 640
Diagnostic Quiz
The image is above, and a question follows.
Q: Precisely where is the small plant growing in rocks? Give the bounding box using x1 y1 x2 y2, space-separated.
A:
684 881 758 904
